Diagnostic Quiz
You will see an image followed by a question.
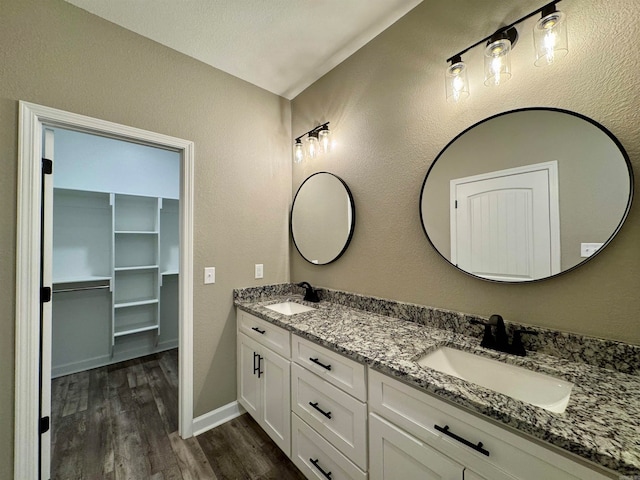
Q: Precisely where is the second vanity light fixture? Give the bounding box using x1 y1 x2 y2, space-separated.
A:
294 122 331 164
446 0 568 103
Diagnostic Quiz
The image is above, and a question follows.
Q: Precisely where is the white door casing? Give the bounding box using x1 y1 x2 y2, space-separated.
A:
450 161 560 282
40 129 54 479
16 101 195 480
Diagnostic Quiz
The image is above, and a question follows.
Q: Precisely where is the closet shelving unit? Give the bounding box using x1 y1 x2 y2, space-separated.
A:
53 188 179 371
111 194 162 351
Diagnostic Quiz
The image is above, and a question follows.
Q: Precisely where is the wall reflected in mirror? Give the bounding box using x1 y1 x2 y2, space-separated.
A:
291 172 355 265
420 108 633 283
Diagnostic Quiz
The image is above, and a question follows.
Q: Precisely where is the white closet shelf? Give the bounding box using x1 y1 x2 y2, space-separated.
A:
162 271 179 276
114 265 159 272
53 275 111 284
114 230 158 234
114 298 159 309
114 324 159 337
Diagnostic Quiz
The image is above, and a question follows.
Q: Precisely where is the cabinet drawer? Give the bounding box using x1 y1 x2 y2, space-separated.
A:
292 335 366 400
292 414 367 480
237 310 290 358
369 412 463 480
291 363 367 469
368 369 608 480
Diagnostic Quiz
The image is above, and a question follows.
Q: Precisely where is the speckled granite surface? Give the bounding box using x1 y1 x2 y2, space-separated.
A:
234 285 640 476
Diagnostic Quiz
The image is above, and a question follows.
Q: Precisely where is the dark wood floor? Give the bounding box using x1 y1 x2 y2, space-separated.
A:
51 349 306 480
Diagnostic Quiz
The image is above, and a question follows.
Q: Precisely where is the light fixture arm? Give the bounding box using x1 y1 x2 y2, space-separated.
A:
295 122 330 142
445 0 561 63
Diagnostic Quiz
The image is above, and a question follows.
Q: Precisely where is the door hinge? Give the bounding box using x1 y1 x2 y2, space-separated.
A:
42 158 53 175
40 416 50 434
42 286 52 303
455 200 458 208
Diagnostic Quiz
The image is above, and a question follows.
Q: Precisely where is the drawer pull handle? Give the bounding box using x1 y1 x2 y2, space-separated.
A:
251 327 266 335
309 357 332 370
310 458 332 479
434 424 489 457
309 401 332 419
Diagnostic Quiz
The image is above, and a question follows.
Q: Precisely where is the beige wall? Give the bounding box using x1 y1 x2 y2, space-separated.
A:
291 1 640 344
0 0 291 477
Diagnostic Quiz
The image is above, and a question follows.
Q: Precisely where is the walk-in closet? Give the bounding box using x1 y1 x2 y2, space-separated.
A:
50 128 180 375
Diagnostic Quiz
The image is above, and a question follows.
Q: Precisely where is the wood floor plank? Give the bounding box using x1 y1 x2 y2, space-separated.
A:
51 411 87 479
112 408 152 479
169 431 218 480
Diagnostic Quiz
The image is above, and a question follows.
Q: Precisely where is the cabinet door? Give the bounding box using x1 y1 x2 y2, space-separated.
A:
237 333 260 419
370 413 463 480
261 347 291 456
464 470 488 480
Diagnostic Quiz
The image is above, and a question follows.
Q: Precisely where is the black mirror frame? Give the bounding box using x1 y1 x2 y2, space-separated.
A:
291 171 356 266
419 107 634 283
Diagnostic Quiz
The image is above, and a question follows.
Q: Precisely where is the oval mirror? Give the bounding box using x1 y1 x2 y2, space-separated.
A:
291 172 355 265
420 108 633 283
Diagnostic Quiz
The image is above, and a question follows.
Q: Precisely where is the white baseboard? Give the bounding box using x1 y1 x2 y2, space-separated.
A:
192 400 246 436
52 339 178 378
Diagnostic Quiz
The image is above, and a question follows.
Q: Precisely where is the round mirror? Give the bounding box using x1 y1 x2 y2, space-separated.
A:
420 108 633 283
291 172 355 265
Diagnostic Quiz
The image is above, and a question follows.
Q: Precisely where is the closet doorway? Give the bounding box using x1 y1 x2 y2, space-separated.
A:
16 102 195 480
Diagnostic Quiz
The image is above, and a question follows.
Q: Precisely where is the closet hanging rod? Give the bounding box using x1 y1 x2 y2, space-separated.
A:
53 285 110 294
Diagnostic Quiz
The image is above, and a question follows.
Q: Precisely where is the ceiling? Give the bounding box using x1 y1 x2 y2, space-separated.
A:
64 0 423 99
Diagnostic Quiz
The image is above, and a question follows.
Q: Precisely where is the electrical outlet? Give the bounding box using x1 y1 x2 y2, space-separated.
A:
580 243 603 258
204 267 215 284
255 264 264 279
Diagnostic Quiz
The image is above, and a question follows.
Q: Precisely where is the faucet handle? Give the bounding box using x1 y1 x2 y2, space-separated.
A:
469 319 496 349
510 329 539 356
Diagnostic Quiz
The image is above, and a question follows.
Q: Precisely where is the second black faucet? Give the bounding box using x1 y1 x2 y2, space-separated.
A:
470 314 538 357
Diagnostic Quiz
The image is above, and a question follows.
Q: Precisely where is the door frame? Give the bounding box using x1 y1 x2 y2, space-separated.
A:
15 101 195 479
450 160 561 277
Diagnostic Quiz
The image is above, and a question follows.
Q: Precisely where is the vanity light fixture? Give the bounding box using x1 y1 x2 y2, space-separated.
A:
445 55 470 103
293 122 331 163
534 3 568 66
445 0 567 100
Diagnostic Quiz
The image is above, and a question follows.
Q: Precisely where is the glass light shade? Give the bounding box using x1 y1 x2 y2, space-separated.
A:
534 11 568 66
484 39 512 86
318 127 331 154
445 61 470 103
294 141 304 164
306 133 319 159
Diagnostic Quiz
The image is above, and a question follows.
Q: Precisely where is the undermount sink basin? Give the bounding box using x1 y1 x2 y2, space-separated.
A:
264 301 316 315
417 346 573 413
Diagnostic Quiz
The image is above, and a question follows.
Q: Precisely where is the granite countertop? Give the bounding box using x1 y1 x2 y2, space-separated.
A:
235 294 640 476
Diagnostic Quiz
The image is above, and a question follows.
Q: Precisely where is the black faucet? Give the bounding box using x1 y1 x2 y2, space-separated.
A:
470 315 538 356
297 282 320 303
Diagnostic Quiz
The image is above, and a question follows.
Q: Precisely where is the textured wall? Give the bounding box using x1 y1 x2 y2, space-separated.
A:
0 0 290 477
291 0 640 343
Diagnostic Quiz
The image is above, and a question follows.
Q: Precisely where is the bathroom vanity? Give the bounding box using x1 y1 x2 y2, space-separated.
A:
235 285 640 479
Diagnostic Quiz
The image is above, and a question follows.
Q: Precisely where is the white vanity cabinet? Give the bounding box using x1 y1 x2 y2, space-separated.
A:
290 335 368 479
368 369 610 480
237 312 291 456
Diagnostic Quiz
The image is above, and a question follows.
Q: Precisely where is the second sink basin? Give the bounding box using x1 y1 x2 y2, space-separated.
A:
417 346 573 413
264 301 316 315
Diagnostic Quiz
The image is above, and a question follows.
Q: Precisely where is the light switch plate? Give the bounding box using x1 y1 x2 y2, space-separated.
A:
580 243 603 258
255 264 264 279
204 267 215 284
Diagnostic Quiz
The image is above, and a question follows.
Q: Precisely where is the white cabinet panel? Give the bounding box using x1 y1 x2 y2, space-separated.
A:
262 346 291 455
370 413 463 480
237 333 260 418
292 414 366 480
291 363 367 469
292 334 366 401
238 310 291 358
237 332 291 457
